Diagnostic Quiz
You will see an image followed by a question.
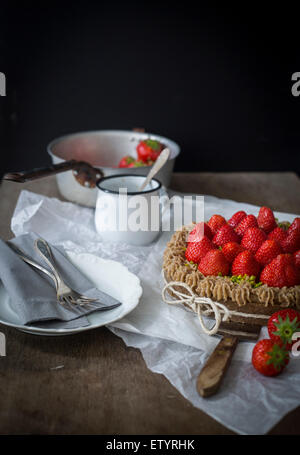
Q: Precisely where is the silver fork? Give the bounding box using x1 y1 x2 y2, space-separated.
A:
34 238 98 307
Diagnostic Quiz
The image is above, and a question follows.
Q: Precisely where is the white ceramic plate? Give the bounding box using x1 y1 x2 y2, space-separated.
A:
0 252 143 336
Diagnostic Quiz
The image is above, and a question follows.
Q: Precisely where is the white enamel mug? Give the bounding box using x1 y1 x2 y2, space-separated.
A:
95 174 165 246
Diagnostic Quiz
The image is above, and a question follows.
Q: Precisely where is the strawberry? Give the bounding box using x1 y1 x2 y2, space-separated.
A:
187 222 213 243
207 215 226 235
231 250 261 278
128 159 147 167
235 214 258 238
118 155 135 168
268 309 300 350
241 227 267 253
260 254 300 288
137 139 164 162
294 250 300 269
212 224 240 247
228 211 247 229
288 217 300 234
281 229 300 253
185 237 216 264
221 242 244 263
252 339 289 376
198 250 230 276
255 239 283 266
268 226 287 245
257 206 277 234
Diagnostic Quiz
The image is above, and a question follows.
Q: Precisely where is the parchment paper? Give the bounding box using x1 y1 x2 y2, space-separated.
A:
10 189 300 434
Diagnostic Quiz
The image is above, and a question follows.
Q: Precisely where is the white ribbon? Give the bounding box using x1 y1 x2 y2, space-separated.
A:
161 279 269 336
162 280 231 335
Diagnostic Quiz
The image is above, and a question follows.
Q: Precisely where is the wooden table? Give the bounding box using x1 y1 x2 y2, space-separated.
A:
0 172 300 435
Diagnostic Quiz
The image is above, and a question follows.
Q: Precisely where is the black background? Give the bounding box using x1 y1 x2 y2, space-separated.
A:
1 1 300 176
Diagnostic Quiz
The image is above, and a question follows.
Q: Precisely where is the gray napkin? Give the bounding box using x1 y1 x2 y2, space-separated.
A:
0 232 122 329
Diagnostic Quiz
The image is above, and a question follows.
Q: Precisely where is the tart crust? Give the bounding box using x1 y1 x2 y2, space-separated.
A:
163 225 300 326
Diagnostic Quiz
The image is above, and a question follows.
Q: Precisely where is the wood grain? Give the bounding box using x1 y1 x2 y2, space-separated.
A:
197 336 238 397
0 172 300 434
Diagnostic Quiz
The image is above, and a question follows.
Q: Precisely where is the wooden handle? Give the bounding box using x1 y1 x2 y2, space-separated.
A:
197 335 238 398
2 160 104 188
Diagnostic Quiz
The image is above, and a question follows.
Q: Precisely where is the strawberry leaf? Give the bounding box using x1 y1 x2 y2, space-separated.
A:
266 343 289 371
273 314 300 343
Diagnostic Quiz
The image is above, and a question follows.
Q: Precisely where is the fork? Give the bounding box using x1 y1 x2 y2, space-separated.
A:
34 238 98 307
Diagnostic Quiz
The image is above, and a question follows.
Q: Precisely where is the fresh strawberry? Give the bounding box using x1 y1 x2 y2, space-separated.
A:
235 214 258 238
198 250 230 276
288 218 300 234
255 239 283 266
187 222 213 243
231 250 261 278
268 309 300 350
228 211 247 229
221 242 244 263
268 227 287 246
185 237 216 264
136 139 164 162
252 339 289 376
241 227 267 253
294 250 300 269
207 215 226 235
257 206 277 234
118 155 135 168
128 159 147 167
260 254 300 288
281 229 300 253
212 224 240 247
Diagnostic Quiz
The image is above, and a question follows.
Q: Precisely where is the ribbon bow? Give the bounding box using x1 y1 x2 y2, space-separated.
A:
162 280 231 335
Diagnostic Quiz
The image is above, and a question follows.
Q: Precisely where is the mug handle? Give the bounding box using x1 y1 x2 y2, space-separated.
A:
159 186 170 218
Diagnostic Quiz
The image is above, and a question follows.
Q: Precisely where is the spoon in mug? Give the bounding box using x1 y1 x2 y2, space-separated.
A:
138 148 170 192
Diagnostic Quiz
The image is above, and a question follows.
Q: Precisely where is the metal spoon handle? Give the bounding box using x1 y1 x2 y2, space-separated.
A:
139 148 170 192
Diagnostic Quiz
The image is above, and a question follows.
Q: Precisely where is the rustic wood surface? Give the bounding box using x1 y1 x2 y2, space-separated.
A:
0 172 300 435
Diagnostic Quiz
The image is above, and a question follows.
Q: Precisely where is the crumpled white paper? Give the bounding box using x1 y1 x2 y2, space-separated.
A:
10 189 300 434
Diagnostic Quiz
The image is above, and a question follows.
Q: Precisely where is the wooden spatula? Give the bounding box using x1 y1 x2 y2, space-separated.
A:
196 320 261 397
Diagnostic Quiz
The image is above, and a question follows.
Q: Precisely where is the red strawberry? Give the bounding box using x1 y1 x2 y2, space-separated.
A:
187 222 213 243
198 250 230 277
128 159 147 168
268 309 300 350
288 217 300 234
221 242 244 263
231 250 261 277
185 237 216 264
137 139 164 162
257 206 277 234
207 215 226 235
268 227 287 246
118 155 135 168
252 339 289 376
241 227 267 253
228 211 247 228
260 254 300 288
294 250 300 269
212 224 240 247
235 214 258 238
255 239 283 266
281 229 300 253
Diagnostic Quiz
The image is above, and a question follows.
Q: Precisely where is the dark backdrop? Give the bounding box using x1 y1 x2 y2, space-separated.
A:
1 2 300 176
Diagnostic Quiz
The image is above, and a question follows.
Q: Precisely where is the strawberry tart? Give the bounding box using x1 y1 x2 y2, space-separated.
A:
163 207 300 326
